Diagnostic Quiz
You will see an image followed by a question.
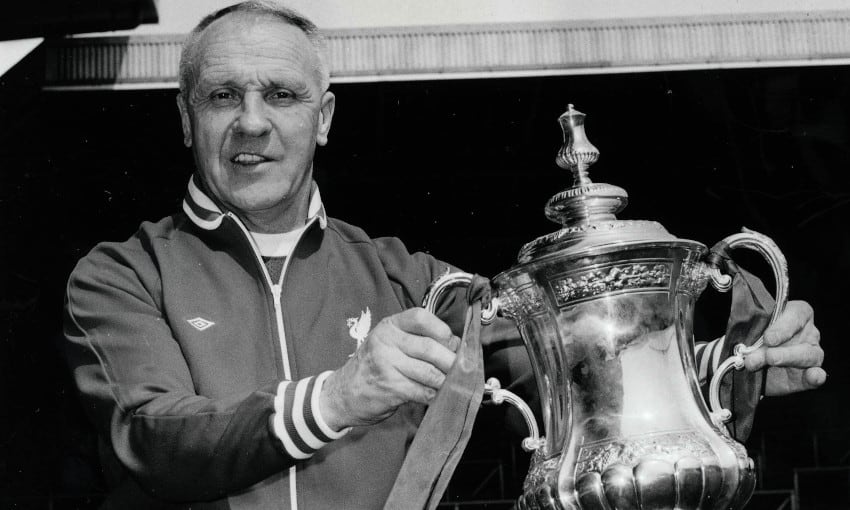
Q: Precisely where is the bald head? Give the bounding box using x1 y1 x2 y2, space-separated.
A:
178 1 329 104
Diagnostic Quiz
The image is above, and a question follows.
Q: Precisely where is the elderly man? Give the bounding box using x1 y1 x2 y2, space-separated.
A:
63 1 826 509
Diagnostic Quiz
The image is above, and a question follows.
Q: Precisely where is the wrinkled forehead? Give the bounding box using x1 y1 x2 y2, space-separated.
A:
191 12 322 90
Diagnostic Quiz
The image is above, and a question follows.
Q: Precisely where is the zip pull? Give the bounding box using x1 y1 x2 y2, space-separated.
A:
271 283 282 303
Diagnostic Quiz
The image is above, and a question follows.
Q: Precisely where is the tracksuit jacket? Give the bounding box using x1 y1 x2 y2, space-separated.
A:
63 175 743 509
64 175 532 509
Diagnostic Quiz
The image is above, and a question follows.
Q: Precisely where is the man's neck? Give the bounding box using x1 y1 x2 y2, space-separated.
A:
238 204 308 234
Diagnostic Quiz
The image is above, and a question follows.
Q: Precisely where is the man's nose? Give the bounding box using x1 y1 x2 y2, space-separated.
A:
233 94 272 136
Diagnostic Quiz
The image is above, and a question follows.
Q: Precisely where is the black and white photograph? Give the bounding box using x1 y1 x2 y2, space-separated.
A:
0 1 845 508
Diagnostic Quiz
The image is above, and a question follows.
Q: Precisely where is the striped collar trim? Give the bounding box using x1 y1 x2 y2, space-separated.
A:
182 175 327 231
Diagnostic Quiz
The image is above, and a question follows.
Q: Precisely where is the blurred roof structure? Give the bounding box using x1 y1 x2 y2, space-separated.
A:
6 1 850 88
42 10 850 89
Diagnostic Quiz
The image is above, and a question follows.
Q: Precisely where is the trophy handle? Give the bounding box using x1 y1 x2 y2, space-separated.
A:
483 377 545 452
422 270 498 325
422 271 543 452
704 228 789 428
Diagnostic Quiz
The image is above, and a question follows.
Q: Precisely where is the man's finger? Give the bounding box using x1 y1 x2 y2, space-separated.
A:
797 321 821 346
762 343 823 369
763 300 814 347
440 335 461 353
397 334 456 373
378 373 437 405
745 341 825 371
743 347 768 372
394 356 448 391
803 367 828 389
390 308 453 344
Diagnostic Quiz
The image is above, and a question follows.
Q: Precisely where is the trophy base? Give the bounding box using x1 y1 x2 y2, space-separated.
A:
518 429 755 510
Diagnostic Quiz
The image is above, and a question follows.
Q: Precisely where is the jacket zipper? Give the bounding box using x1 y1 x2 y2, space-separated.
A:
226 211 319 510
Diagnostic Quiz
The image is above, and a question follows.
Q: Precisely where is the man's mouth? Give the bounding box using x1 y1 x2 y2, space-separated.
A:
230 153 271 165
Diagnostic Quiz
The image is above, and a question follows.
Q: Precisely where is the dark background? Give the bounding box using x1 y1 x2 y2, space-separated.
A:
1 61 848 507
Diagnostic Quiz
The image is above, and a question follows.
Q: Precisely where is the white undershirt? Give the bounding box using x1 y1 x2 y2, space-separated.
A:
250 224 308 258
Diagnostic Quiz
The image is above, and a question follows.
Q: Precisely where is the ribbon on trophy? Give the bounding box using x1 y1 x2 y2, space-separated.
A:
707 242 774 441
383 276 492 510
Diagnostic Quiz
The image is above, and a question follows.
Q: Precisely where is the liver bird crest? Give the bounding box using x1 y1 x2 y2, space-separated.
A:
347 307 371 357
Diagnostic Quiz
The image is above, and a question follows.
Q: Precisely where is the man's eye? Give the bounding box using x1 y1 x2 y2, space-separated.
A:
209 91 238 105
268 90 294 103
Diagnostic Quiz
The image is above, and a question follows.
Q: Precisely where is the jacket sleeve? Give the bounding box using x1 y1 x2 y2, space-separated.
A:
371 237 466 330
63 242 342 502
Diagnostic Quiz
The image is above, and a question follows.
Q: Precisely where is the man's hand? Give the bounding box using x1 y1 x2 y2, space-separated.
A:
319 308 460 430
743 300 826 396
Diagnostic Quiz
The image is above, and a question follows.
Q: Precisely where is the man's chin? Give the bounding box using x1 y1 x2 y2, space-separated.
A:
223 180 292 208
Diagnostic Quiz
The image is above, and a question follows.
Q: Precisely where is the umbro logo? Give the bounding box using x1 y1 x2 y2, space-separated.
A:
187 317 215 331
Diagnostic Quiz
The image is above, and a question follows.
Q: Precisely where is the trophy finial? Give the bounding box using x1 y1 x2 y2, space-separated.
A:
545 104 626 227
556 104 599 187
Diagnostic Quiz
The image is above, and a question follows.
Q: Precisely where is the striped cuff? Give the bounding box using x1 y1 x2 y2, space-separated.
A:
695 335 726 386
272 371 350 460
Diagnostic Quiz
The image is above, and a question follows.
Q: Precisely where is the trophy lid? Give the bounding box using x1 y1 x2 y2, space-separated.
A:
517 105 685 264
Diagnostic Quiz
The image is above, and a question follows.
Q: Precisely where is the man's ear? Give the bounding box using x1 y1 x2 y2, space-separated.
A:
316 91 335 147
176 94 193 147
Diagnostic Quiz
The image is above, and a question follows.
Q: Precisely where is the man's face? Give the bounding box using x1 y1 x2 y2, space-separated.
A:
178 12 334 228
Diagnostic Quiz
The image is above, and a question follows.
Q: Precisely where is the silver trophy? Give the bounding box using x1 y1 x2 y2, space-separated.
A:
424 105 789 509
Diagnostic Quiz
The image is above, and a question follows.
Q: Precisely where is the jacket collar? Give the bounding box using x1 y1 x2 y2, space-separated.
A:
182 174 328 231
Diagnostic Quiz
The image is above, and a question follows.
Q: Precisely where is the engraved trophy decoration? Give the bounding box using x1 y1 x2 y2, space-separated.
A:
423 105 789 509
